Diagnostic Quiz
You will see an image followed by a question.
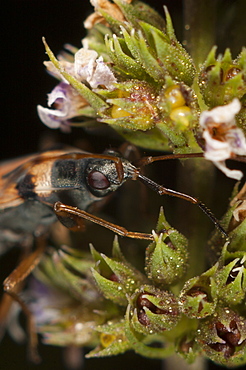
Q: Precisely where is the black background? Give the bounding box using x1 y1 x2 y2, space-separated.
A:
1 1 246 369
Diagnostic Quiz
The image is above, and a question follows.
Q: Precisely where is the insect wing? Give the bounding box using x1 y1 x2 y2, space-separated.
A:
0 149 84 211
0 155 36 210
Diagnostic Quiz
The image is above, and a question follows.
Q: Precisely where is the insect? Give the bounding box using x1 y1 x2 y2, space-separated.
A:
0 147 227 361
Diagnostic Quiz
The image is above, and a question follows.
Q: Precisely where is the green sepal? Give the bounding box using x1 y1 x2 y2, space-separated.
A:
98 80 160 130
91 268 128 305
90 244 114 277
176 330 201 364
209 185 246 257
91 243 147 305
140 22 196 86
114 0 166 31
228 218 246 253
163 6 176 43
105 34 150 80
146 208 188 285
111 236 128 262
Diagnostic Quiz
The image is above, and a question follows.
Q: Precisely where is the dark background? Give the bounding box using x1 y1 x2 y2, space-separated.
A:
1 1 246 369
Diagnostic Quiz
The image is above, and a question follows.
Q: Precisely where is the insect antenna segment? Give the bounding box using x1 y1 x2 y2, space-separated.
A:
136 173 228 238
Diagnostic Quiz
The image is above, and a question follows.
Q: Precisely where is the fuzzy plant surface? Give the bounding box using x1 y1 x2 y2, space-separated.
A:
5 1 246 369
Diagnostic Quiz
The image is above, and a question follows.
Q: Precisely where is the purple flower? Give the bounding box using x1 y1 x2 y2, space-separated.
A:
37 82 88 132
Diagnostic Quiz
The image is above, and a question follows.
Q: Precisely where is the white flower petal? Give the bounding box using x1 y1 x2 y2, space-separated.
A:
90 56 117 89
47 89 67 107
199 99 246 179
200 98 241 128
213 161 243 181
74 47 98 81
203 130 231 161
37 105 66 129
74 47 116 89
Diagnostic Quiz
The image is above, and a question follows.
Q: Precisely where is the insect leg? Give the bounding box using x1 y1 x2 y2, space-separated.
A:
54 202 154 240
2 237 46 363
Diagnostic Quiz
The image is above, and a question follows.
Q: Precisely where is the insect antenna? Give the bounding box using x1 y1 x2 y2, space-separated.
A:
136 152 204 167
196 201 228 238
136 173 228 238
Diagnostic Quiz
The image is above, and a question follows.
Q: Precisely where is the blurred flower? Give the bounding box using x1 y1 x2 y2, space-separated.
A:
200 98 246 180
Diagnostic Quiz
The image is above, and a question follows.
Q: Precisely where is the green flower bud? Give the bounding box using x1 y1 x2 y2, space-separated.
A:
145 209 188 285
90 239 147 305
129 285 180 335
199 47 246 107
179 264 218 319
197 307 246 367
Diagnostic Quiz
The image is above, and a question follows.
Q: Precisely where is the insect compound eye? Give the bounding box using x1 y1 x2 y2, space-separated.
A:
87 170 110 190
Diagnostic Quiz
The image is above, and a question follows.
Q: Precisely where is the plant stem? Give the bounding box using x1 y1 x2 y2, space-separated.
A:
176 158 216 278
183 0 217 66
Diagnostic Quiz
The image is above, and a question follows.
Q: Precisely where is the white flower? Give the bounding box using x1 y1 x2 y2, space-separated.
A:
38 42 117 131
74 46 117 89
200 99 246 180
44 41 117 90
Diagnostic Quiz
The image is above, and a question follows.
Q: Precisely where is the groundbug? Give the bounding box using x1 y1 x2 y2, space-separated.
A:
0 147 228 361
